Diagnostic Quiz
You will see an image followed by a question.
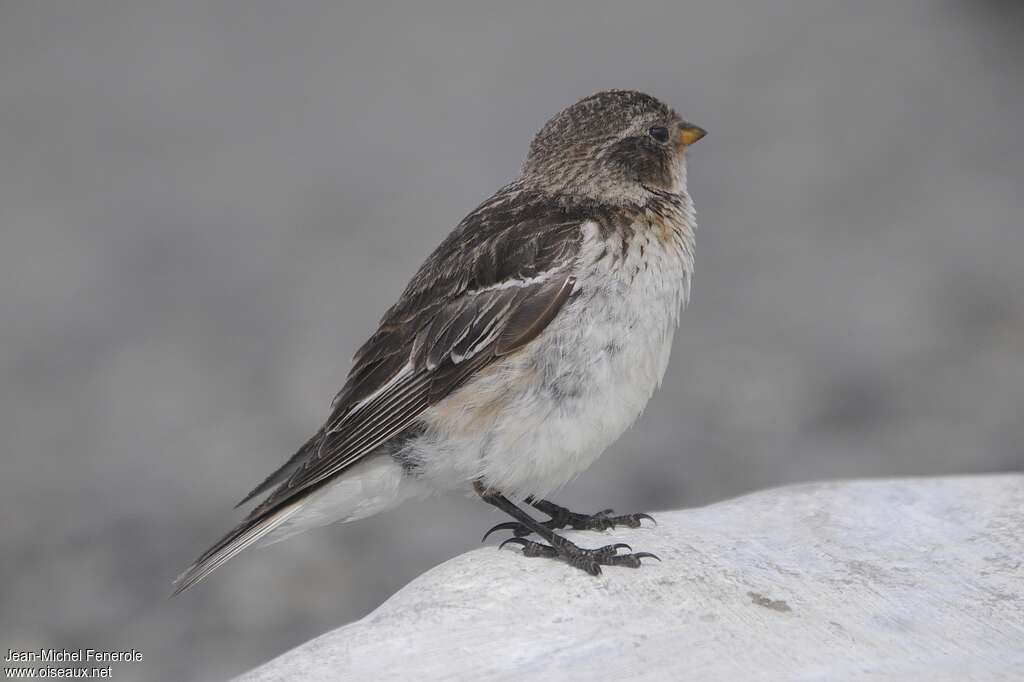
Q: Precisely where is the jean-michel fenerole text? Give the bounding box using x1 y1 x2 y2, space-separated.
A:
5 649 142 663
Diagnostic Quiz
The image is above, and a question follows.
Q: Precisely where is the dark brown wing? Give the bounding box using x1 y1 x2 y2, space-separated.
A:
255 182 584 509
262 271 576 505
173 185 587 593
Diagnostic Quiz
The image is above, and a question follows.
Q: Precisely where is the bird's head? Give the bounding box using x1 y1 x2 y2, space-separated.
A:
522 90 705 203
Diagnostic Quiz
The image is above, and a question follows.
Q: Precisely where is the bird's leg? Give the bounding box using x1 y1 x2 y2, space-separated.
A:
474 481 658 576
482 496 655 540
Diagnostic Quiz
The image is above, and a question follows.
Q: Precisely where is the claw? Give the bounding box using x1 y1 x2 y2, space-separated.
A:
634 513 656 527
633 551 661 562
498 536 529 551
610 542 632 553
604 512 656 529
482 522 523 543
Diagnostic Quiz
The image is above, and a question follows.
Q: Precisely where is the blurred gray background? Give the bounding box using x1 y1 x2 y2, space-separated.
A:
1 1 1022 680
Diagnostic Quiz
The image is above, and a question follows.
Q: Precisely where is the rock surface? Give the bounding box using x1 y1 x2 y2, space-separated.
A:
236 475 1024 681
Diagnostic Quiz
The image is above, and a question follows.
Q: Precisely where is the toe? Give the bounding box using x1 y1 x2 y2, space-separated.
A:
605 554 643 568
568 555 602 576
499 536 558 558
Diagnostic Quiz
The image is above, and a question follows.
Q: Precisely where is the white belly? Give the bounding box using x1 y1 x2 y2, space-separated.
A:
409 217 694 499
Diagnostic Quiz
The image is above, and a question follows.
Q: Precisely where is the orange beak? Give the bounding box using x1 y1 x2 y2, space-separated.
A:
678 123 707 146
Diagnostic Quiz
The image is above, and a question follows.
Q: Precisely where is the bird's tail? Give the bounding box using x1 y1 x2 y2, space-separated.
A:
171 500 306 596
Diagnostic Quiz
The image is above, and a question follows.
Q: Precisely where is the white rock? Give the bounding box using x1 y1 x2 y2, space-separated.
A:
235 475 1024 681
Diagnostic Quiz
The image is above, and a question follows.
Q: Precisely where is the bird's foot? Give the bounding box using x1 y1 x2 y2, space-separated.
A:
499 536 659 576
482 502 654 541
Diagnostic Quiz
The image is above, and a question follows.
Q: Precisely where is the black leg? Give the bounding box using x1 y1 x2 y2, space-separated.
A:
474 481 658 576
482 496 655 541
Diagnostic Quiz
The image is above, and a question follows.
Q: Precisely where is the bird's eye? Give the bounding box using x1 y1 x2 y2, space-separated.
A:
648 126 670 143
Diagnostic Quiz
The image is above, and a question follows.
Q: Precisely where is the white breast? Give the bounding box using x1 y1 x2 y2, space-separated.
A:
412 206 696 499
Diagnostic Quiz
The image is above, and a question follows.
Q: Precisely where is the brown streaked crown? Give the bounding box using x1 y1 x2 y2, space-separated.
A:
522 90 703 200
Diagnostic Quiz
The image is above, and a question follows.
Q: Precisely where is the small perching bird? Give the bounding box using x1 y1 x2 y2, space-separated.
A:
173 90 705 594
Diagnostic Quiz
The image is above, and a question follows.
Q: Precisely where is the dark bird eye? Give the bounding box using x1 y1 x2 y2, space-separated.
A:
648 126 670 143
